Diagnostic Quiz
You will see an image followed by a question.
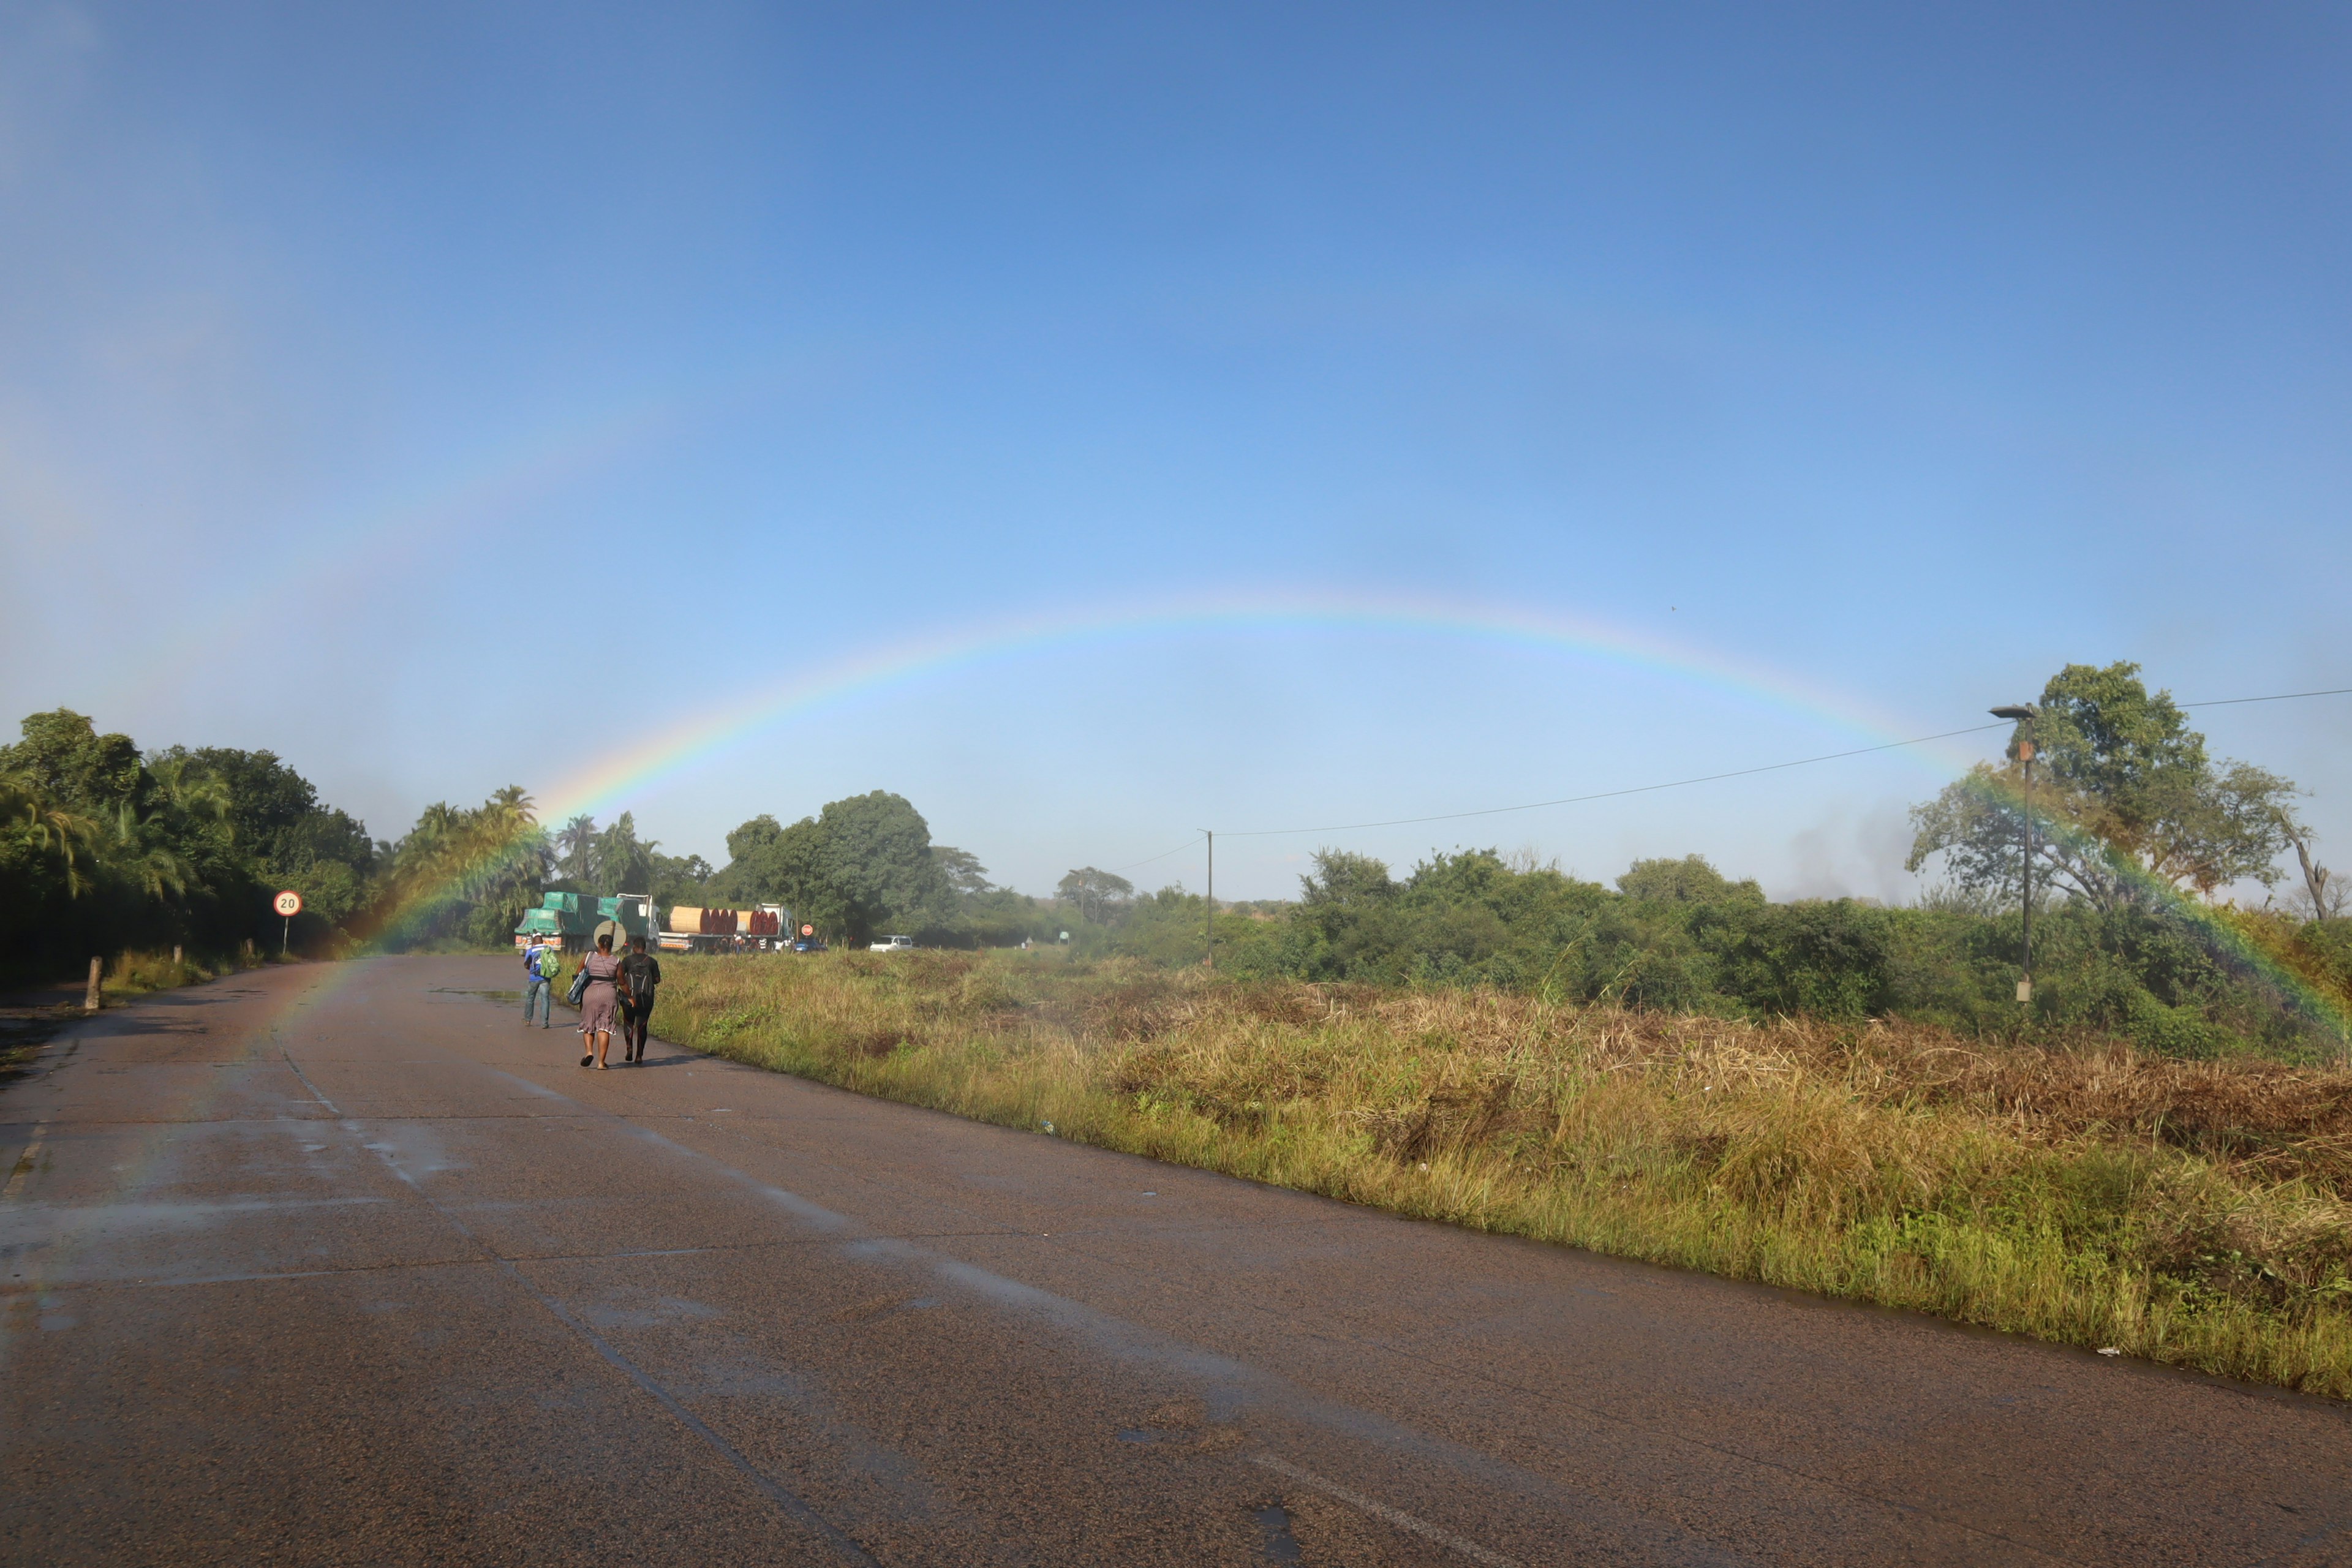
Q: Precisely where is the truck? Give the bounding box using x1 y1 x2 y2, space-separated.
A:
513 892 655 952
658 903 791 954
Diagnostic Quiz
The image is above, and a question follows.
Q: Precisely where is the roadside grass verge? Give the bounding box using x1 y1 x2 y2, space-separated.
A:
652 948 2352 1397
104 949 245 998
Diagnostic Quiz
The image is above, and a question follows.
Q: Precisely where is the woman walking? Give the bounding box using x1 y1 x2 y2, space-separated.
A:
578 932 623 1069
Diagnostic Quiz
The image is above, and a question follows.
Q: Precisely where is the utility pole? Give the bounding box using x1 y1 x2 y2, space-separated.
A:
1202 831 1215 970
1991 704 2038 1005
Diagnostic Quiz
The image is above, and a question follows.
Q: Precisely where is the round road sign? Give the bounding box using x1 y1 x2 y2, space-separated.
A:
801 924 815 937
273 890 303 918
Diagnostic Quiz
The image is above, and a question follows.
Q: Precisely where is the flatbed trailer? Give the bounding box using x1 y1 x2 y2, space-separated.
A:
658 903 791 953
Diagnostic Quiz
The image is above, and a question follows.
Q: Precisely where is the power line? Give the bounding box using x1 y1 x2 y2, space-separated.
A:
1091 682 2350 865
1217 723 2009 839
2182 686 2352 709
1215 682 2352 842
1110 834 1205 873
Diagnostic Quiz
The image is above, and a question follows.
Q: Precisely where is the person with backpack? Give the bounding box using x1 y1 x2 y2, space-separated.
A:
522 938 561 1028
617 935 661 1064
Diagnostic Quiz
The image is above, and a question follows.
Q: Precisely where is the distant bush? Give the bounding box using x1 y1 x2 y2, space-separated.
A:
1058 845 2351 1064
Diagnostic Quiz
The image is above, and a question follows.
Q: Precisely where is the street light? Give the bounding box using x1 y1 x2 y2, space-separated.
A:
1990 704 2038 1005
1200 830 1214 971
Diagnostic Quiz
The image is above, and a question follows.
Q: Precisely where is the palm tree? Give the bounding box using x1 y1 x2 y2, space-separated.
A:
99 753 229 902
0 767 101 896
557 813 598 885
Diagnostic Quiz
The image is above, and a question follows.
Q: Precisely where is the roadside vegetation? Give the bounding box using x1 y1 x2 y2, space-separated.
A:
15 663 2340 1065
651 947 2352 1397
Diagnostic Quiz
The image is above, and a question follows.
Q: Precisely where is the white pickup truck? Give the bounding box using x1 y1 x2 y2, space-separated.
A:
868 935 915 952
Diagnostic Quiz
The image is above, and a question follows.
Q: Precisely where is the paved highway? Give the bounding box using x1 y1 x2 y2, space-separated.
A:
2 957 2346 1565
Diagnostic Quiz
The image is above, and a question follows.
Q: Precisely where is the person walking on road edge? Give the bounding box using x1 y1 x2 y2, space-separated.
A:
578 932 622 1069
618 934 661 1065
522 937 560 1028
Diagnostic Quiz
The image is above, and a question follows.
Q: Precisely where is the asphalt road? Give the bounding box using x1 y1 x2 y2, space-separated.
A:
2 957 2347 1566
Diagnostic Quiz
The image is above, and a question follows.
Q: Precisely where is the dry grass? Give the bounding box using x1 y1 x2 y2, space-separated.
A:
653 949 2352 1397
104 949 246 998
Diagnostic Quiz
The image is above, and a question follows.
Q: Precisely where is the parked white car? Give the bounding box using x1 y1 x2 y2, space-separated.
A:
869 935 915 952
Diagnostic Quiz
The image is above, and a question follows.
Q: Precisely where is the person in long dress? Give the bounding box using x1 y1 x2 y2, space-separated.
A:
578 932 624 1069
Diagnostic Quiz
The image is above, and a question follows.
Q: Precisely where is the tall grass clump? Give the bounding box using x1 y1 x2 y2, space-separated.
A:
652 949 2352 1396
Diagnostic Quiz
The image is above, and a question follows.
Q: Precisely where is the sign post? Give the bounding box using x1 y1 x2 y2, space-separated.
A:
273 890 303 957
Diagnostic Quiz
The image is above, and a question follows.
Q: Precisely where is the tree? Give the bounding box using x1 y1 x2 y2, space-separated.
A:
594 811 656 893
1616 854 1762 905
2278 816 2346 920
4 709 143 812
375 786 546 948
646 850 714 911
1298 850 1395 908
0 764 101 897
159 746 377 929
557 813 598 886
717 793 951 943
1909 662 2297 909
728 814 782 860
934 846 992 898
1057 866 1135 924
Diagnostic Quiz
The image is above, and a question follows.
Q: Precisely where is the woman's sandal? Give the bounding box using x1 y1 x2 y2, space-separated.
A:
580 1053 592 1067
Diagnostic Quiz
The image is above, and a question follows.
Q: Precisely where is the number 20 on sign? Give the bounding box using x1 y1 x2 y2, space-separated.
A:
274 889 302 955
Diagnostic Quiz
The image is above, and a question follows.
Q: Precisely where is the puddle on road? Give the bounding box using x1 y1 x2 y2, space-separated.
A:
1255 1502 1303 1563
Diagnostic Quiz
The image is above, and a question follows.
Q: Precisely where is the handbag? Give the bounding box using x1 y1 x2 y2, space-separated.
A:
565 963 589 1006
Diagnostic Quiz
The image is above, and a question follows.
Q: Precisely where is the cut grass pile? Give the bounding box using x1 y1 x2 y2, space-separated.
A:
651 948 2352 1397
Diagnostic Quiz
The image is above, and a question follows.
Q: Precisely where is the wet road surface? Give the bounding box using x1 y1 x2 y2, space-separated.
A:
2 956 2346 1566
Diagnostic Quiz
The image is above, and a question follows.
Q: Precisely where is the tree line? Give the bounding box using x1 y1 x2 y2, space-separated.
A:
7 662 2345 1057
1039 664 2352 1059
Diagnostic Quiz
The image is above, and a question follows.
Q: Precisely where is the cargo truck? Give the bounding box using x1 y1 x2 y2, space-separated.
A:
658 903 791 954
513 892 655 952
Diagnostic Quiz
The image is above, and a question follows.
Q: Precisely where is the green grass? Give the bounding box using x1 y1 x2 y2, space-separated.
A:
649 947 2352 1398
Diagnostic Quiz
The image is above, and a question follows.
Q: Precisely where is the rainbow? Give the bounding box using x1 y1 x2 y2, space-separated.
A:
309 587 2344 1044
333 587 1942 946
91 396 680 712
511 588 1956 833
1953 769 2352 1043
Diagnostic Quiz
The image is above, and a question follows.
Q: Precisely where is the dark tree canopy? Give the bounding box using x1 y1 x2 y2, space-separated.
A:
0 710 382 969
718 791 951 944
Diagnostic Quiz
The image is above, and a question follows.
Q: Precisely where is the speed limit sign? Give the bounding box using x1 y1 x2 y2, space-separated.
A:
801 924 814 937
273 889 303 958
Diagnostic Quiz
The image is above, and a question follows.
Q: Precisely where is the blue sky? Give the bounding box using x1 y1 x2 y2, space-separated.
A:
4 2 2347 902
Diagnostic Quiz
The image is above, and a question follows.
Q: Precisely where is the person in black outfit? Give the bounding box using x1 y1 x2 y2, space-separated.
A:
617 935 662 1064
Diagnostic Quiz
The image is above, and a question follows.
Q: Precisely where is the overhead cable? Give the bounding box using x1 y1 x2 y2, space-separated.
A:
1093 682 2349 862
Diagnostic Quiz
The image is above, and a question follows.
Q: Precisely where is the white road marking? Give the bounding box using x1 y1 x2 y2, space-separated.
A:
3 1125 48 1201
1251 1451 1520 1567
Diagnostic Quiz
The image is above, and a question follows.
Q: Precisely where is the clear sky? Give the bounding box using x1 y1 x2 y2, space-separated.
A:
4 2 2347 902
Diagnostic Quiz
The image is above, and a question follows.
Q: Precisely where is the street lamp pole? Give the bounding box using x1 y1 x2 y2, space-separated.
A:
1991 704 2038 1005
1200 830 1214 970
